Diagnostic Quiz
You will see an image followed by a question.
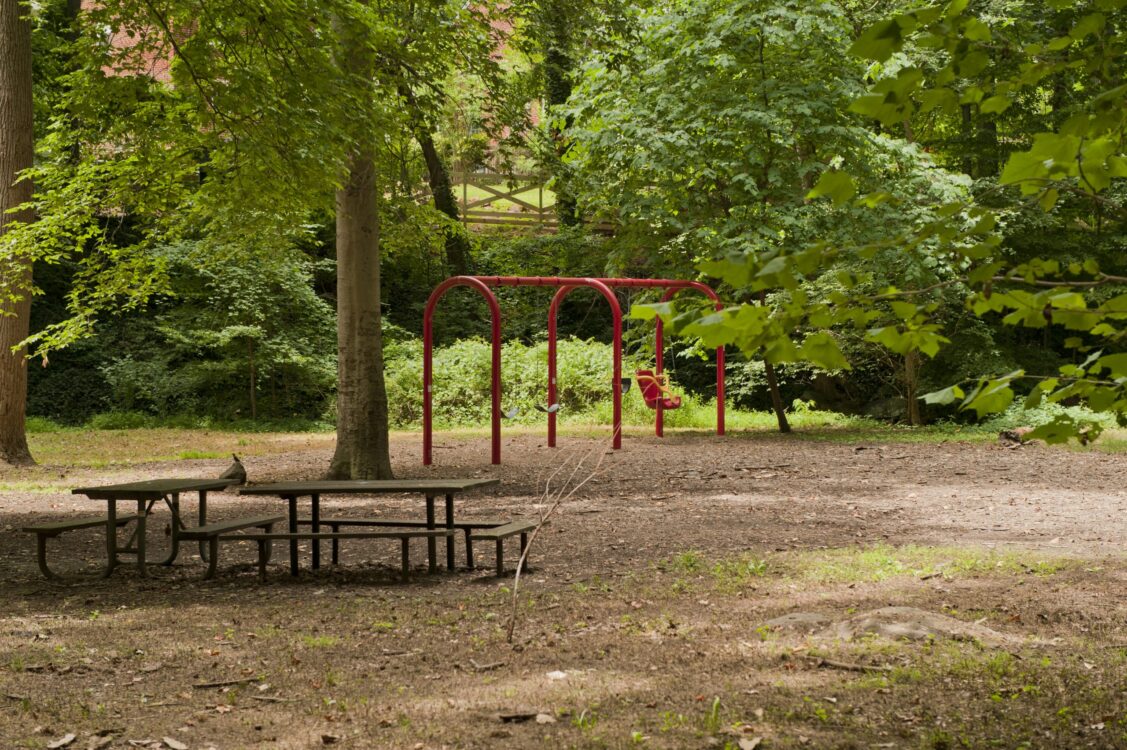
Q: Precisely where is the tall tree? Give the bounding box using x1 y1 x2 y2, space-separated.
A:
567 0 966 424
0 0 35 467
328 6 392 478
10 0 493 477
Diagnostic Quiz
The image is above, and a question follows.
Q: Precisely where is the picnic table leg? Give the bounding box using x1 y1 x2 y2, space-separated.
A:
445 493 455 571
426 495 437 574
464 529 475 571
103 500 119 578
311 493 321 570
287 495 299 576
198 489 210 563
135 498 147 577
158 492 182 566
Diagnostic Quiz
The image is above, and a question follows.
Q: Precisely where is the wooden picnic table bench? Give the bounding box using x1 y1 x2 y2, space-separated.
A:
469 518 540 576
176 515 286 579
22 515 143 580
238 478 501 576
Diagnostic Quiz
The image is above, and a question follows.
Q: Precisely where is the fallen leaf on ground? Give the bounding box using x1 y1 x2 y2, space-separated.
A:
47 734 77 749
162 738 188 750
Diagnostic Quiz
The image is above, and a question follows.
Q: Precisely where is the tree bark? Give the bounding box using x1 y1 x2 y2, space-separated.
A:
757 292 789 433
399 84 471 274
326 145 393 479
419 130 471 275
542 1 579 227
904 350 922 427
764 360 790 434
0 0 35 467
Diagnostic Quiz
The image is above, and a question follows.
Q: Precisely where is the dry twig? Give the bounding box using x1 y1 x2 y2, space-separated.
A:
506 433 618 643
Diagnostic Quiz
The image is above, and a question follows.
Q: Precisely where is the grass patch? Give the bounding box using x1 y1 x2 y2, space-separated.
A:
782 544 1071 584
25 428 340 466
176 450 227 460
0 481 69 493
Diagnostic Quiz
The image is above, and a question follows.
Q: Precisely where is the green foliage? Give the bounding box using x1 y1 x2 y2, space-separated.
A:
24 416 65 434
94 243 336 421
386 336 657 428
840 0 1127 440
564 0 978 425
6 0 504 358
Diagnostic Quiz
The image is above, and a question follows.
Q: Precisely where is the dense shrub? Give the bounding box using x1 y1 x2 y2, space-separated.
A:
384 336 714 428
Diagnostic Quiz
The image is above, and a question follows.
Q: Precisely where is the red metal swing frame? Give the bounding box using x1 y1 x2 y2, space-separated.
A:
422 276 726 465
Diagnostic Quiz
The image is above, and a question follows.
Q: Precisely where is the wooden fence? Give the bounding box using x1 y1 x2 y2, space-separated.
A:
453 170 557 230
427 171 613 233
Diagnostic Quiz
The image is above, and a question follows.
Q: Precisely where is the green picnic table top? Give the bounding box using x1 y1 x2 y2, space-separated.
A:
238 478 500 496
72 478 237 500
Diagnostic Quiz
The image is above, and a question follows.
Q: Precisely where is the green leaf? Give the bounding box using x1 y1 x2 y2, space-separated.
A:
1094 353 1127 376
849 18 908 62
923 384 965 405
961 377 1016 418
799 332 851 371
889 301 917 320
630 302 675 322
806 171 856 206
979 95 1011 114
1026 416 1084 444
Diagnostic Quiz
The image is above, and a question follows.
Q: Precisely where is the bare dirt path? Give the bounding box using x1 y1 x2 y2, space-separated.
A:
1 430 1125 749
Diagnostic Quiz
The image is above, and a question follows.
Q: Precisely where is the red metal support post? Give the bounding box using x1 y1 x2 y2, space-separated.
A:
422 275 722 465
546 281 623 450
423 277 503 465
659 284 726 437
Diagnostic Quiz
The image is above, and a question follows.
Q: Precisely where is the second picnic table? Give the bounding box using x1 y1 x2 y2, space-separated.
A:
69 478 237 577
238 478 501 576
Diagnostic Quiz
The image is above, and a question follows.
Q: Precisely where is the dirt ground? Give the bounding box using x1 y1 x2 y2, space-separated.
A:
1 428 1125 749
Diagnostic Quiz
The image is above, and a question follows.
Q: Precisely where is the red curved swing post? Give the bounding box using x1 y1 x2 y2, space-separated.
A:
423 277 502 465
422 276 725 466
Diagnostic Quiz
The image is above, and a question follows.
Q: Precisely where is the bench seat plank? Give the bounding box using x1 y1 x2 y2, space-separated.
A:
469 519 539 541
21 515 143 580
171 515 285 579
217 529 454 581
177 515 286 540
297 518 507 529
22 514 142 537
469 519 540 576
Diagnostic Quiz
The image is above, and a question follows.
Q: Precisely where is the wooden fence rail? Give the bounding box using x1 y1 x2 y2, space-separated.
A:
413 171 612 233
453 171 558 230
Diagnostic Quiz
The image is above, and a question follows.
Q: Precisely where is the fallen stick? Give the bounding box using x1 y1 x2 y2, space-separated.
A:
804 655 892 673
192 677 260 689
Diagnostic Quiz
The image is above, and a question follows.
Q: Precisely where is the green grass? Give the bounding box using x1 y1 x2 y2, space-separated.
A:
175 450 228 460
781 544 1071 584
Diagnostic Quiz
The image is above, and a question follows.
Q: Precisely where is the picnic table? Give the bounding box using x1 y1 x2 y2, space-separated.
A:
57 478 238 578
238 478 502 576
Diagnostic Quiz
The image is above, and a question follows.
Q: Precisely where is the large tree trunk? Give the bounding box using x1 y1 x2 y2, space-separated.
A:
0 0 35 467
326 145 393 479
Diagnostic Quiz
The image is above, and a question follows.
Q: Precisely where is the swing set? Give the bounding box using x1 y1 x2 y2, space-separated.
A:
422 276 726 465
